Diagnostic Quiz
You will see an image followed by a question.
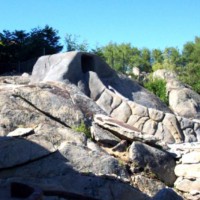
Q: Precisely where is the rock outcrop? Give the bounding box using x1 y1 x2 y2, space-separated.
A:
169 143 200 200
153 69 200 119
31 52 171 112
1 52 199 199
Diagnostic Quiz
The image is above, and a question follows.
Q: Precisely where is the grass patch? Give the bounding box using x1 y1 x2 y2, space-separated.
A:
72 121 91 138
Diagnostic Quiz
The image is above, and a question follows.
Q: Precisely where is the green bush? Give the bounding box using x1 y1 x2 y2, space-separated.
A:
152 62 164 72
178 63 200 94
144 78 168 105
72 121 91 138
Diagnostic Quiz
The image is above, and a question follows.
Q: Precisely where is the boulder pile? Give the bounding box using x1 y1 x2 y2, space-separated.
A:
0 52 199 199
153 69 200 119
173 143 200 200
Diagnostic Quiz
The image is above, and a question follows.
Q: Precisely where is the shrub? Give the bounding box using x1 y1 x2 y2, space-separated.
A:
152 62 164 72
72 121 91 138
144 78 168 105
178 63 200 94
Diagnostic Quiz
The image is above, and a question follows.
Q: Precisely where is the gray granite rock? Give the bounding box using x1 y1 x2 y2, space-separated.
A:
169 88 200 119
162 113 183 143
91 123 121 146
182 151 200 164
131 175 165 197
94 114 158 144
183 128 197 142
129 142 176 186
31 52 171 112
174 177 200 193
175 164 200 178
148 108 164 122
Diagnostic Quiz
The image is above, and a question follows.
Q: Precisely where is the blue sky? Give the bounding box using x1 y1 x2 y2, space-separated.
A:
1 0 200 51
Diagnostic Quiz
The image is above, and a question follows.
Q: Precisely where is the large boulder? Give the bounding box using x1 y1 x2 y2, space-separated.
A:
31 52 171 112
169 87 200 119
0 81 105 135
129 142 176 186
153 69 177 81
153 69 200 119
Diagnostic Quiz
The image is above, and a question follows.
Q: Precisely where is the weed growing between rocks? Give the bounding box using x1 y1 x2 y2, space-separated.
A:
72 121 91 138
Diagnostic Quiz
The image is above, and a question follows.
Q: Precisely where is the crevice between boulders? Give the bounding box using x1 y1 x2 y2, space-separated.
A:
12 94 71 128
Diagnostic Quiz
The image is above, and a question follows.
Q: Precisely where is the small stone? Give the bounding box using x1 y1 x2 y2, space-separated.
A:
162 113 183 143
91 123 120 146
179 117 194 129
142 119 157 135
175 164 200 178
111 101 132 123
128 102 149 117
112 140 127 152
174 177 200 193
194 123 200 142
182 151 200 164
96 90 113 114
21 73 30 78
148 108 164 122
183 128 197 143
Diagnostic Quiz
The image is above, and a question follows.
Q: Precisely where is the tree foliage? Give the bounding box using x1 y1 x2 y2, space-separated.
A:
177 37 200 93
144 78 168 105
95 42 152 73
65 34 88 52
0 25 63 63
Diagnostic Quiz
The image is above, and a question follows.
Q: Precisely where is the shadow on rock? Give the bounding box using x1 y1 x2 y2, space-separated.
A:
0 135 150 200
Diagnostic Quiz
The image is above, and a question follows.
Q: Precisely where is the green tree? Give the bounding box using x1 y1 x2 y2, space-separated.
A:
152 47 181 71
0 30 14 62
28 25 63 58
129 47 141 69
152 49 163 64
191 37 200 63
178 37 200 93
0 25 63 63
163 47 181 66
99 43 152 73
91 45 105 59
179 63 200 93
152 62 164 71
117 43 133 72
140 48 151 72
102 42 118 70
144 78 168 105
182 41 195 64
65 34 88 52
